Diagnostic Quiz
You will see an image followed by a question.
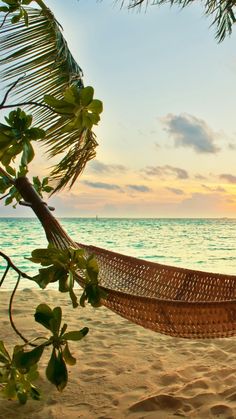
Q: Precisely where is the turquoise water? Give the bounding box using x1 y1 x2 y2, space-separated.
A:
1 217 236 289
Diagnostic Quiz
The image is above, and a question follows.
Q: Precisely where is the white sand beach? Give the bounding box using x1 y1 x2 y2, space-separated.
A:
1 288 236 419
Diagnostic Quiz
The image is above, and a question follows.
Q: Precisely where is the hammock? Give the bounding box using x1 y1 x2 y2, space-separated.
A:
16 177 236 340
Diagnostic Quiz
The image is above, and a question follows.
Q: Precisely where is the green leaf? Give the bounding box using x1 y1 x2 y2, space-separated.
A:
46 349 68 391
63 113 83 132
73 250 87 269
18 164 28 177
69 288 78 308
44 95 74 113
13 345 44 373
0 341 11 363
43 185 54 193
23 8 29 26
69 287 78 308
5 195 13 206
67 270 78 308
0 145 11 161
17 390 28 405
80 86 94 106
87 99 103 114
51 307 62 336
79 291 87 308
3 379 17 400
30 247 68 266
5 165 16 176
89 112 100 125
30 385 41 401
21 141 34 166
27 127 45 140
0 353 9 364
33 176 41 188
63 85 79 105
30 247 60 265
60 323 67 336
58 274 69 292
26 363 39 382
0 7 9 12
3 0 18 5
86 255 99 282
80 283 106 308
81 112 93 129
30 248 53 261
42 177 49 187
0 181 9 195
11 13 22 24
62 328 89 341
32 266 64 289
1 151 12 167
63 342 76 366
34 304 54 331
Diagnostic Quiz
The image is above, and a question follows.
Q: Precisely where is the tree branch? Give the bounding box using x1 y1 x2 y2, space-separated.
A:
0 264 10 288
0 192 10 201
0 101 73 116
0 251 37 345
0 77 24 108
0 77 70 115
0 251 32 280
8 273 29 344
0 11 10 29
0 167 15 185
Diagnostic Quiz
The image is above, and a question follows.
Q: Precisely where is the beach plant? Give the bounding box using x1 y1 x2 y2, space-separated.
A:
0 305 89 403
0 0 105 404
0 245 105 403
0 0 235 407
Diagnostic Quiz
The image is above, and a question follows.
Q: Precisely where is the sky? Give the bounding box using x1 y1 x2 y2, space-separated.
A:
1 0 236 217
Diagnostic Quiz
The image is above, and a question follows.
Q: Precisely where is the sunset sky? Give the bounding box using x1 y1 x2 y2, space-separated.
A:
1 0 236 218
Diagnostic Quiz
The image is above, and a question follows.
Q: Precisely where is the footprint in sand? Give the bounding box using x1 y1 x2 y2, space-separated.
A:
129 394 182 412
210 404 234 417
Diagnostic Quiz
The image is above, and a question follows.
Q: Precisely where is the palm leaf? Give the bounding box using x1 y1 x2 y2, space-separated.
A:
119 0 236 42
0 7 98 192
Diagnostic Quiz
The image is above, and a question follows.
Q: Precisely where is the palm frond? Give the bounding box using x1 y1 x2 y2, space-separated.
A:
0 7 98 191
118 0 236 42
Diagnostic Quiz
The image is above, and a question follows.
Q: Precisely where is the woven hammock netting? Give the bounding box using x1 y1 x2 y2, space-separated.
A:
78 243 236 340
15 177 236 340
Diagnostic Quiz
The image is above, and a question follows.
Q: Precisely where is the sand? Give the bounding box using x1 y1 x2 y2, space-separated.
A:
1 288 236 419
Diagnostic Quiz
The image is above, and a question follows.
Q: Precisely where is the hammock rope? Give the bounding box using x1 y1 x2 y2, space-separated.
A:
77 243 236 339
14 177 236 339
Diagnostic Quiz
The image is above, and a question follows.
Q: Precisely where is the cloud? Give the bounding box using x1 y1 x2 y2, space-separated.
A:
178 192 225 216
82 180 122 191
219 174 236 184
195 174 207 180
202 184 226 192
166 187 184 195
126 184 151 192
161 113 220 153
87 160 127 174
143 165 189 179
228 143 236 150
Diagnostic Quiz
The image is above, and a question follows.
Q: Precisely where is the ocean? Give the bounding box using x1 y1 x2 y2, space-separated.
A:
1 217 236 290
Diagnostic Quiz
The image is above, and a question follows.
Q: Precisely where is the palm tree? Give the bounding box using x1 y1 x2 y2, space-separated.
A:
119 0 236 42
1 0 234 198
0 1 100 192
